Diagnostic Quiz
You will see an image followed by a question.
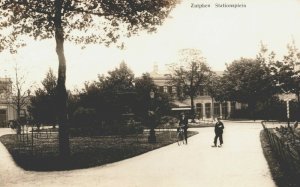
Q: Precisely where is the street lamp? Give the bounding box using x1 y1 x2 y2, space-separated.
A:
148 89 157 143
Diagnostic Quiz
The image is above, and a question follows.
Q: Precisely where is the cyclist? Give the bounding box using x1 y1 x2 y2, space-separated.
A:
178 113 188 144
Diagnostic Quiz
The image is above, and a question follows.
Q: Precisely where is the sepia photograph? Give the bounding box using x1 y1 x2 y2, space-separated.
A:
0 0 300 186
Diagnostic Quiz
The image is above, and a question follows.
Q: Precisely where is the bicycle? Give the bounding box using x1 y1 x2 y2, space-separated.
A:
177 127 185 145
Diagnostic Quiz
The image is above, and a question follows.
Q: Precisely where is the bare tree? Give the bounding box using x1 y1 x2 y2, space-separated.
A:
169 49 213 122
12 63 31 122
0 63 31 133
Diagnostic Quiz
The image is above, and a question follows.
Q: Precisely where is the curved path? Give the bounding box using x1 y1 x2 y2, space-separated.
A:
0 121 276 187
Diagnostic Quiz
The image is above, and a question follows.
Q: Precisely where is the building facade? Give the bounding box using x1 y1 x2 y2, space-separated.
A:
0 78 16 127
149 65 241 120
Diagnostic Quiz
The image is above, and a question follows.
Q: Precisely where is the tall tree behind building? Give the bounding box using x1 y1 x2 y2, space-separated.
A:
168 49 213 121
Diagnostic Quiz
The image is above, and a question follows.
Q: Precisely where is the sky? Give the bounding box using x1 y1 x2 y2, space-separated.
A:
1 0 300 91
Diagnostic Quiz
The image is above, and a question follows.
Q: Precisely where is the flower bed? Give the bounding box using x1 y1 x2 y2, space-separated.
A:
262 121 300 186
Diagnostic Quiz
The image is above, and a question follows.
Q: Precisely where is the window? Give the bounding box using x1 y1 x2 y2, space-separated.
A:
163 86 167 93
159 86 164 93
214 102 220 117
196 103 203 119
222 102 228 119
205 103 211 118
0 109 6 114
172 86 176 93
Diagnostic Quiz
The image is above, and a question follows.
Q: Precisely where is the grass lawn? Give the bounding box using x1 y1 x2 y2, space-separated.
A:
0 130 198 171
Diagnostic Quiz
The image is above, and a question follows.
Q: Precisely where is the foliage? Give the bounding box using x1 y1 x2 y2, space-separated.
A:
0 0 179 51
0 0 179 156
78 62 136 122
168 49 213 119
67 89 80 123
221 42 300 120
169 49 212 100
134 73 172 127
230 96 288 120
267 41 300 120
134 73 157 119
71 107 97 127
28 68 58 125
100 61 135 92
205 72 226 102
222 58 273 117
159 115 178 128
263 125 300 186
269 40 300 99
255 97 286 121
261 130 300 187
75 70 172 131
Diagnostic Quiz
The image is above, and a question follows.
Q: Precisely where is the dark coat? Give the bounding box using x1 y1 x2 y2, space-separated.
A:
214 121 224 134
179 116 188 130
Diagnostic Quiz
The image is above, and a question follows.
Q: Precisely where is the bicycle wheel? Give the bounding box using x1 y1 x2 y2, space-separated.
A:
177 132 182 146
178 131 184 146
181 132 185 145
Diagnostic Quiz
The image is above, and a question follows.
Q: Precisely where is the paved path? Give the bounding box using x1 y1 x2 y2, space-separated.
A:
0 122 276 187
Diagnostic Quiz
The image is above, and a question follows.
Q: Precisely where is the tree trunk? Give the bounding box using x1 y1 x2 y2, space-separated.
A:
56 30 70 158
248 101 256 121
211 97 215 120
16 89 21 134
17 89 21 119
55 0 70 158
190 95 195 122
297 92 300 121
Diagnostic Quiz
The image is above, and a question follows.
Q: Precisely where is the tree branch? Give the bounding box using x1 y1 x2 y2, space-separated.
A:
0 1 53 18
65 6 111 17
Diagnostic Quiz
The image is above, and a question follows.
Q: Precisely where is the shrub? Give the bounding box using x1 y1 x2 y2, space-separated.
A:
69 120 144 137
159 116 178 128
71 107 97 127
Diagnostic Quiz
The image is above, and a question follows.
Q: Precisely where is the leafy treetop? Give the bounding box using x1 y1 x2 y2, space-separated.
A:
0 0 179 52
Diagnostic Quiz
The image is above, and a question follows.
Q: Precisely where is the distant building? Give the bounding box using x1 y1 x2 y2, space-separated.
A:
0 77 30 127
0 78 16 127
149 65 241 120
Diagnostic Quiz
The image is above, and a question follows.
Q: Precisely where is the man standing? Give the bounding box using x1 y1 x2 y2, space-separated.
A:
179 113 188 144
212 117 224 147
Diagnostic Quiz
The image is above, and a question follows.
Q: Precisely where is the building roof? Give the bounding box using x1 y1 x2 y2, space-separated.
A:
149 64 224 78
0 78 12 83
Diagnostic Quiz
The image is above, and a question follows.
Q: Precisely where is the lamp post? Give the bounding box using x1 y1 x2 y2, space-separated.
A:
148 89 157 143
276 81 293 127
286 98 290 127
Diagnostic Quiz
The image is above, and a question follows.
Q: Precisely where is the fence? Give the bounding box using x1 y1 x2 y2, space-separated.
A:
14 124 180 155
261 121 300 178
15 124 58 155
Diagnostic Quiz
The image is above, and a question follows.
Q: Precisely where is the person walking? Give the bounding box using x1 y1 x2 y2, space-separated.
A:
179 113 188 144
212 117 224 147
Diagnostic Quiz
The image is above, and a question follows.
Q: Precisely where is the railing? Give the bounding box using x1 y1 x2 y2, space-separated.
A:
15 124 58 155
261 121 300 178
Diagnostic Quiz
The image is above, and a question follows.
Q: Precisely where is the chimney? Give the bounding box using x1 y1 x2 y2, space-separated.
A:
153 63 158 74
